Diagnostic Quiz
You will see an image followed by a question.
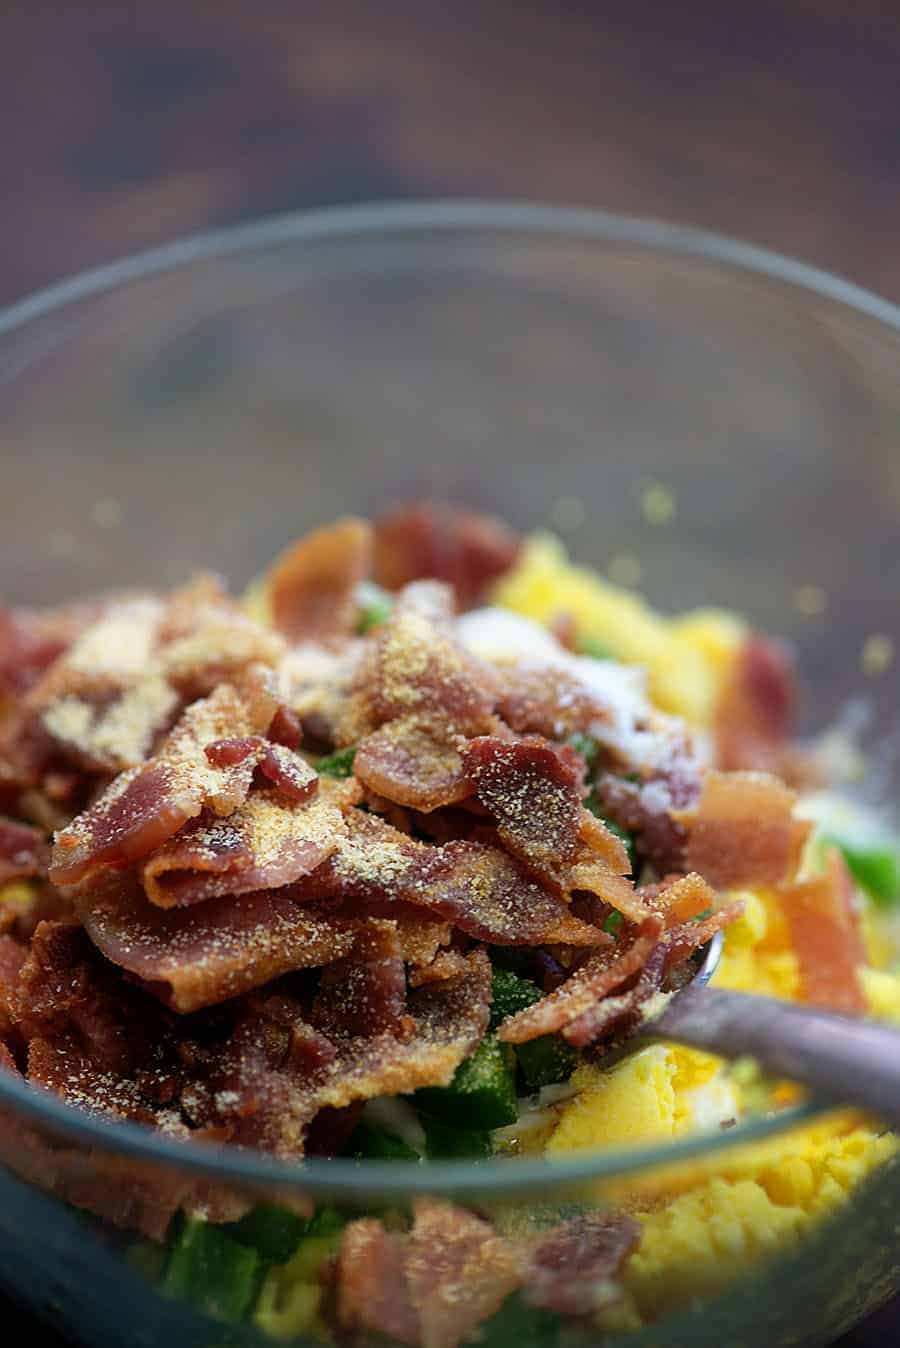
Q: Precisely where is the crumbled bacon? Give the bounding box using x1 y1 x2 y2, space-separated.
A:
312 921 411 1039
716 634 797 775
140 786 344 908
494 665 610 741
78 880 359 1012
50 684 273 886
779 850 866 1015
524 1210 641 1316
0 816 49 884
373 502 521 609
267 517 373 641
337 1199 521 1348
257 743 319 802
684 770 811 889
301 809 608 947
354 717 471 812
0 934 25 1041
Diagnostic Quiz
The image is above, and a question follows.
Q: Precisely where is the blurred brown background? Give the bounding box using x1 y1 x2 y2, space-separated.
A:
1 2 898 1344
1 0 899 306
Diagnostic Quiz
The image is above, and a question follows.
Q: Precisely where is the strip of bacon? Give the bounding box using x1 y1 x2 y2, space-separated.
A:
305 810 608 946
407 1199 522 1348
337 1198 521 1348
140 786 343 908
523 1211 641 1316
684 769 811 889
715 634 797 775
354 716 472 812
267 517 373 641
50 683 274 886
463 735 642 917
494 665 611 741
496 916 664 1044
779 850 866 1015
337 1221 420 1347
78 881 359 1012
373 502 521 610
0 934 25 1041
312 920 410 1039
562 942 668 1047
0 816 49 884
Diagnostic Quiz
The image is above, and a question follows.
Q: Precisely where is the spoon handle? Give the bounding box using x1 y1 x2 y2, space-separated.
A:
653 985 900 1125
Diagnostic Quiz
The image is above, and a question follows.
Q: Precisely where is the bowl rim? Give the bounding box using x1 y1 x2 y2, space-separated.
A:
0 198 890 1196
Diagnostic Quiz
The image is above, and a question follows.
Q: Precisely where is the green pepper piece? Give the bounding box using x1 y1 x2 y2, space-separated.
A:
225 1202 310 1264
423 1118 494 1159
477 1292 561 1348
349 1119 420 1161
163 1217 261 1322
416 1034 518 1129
316 746 357 778
576 634 616 661
833 839 900 907
356 586 394 634
490 968 542 1030
516 1034 577 1091
305 1205 348 1238
602 910 624 937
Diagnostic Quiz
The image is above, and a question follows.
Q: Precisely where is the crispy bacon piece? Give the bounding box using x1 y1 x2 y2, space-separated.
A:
779 850 866 1015
258 743 319 802
412 843 610 946
496 916 664 1044
79 881 359 1012
646 872 718 927
494 665 610 741
200 949 492 1156
313 920 410 1039
306 810 608 947
716 634 797 775
338 1199 521 1348
0 599 104 699
562 941 668 1047
338 1220 420 1346
0 934 25 1041
140 787 343 908
662 898 744 970
684 769 811 890
408 947 471 988
0 816 49 884
592 772 692 877
463 736 583 876
50 684 273 886
373 502 521 610
407 1200 522 1348
267 518 373 641
463 735 640 917
524 1211 641 1316
158 575 285 696
354 717 471 813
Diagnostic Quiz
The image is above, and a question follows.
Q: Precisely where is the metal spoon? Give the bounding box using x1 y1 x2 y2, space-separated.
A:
648 932 900 1124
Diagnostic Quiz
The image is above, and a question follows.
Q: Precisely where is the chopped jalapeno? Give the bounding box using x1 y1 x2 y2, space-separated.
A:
226 1202 310 1264
356 585 394 634
349 1119 420 1161
316 746 357 778
416 1034 518 1129
423 1118 494 1159
490 967 542 1030
163 1217 261 1322
516 1034 577 1091
832 838 900 907
602 910 625 937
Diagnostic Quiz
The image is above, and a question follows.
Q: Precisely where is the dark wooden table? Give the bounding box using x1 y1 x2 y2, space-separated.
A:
1 2 899 1343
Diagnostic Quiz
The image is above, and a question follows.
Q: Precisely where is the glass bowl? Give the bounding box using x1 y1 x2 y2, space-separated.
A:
1 202 899 1348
